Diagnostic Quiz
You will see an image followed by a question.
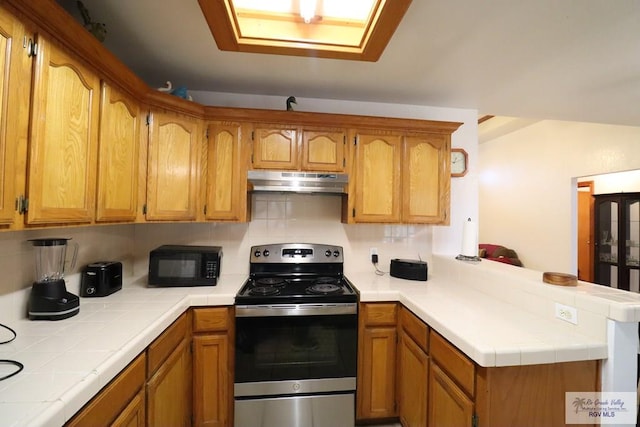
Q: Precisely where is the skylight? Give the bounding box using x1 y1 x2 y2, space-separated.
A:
197 0 412 61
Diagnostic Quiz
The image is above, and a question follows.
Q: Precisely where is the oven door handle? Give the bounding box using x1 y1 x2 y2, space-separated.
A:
235 303 357 317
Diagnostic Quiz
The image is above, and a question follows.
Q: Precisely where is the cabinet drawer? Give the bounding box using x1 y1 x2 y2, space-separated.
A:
67 353 146 426
192 307 231 333
361 303 397 326
147 312 189 377
429 331 475 397
399 306 428 352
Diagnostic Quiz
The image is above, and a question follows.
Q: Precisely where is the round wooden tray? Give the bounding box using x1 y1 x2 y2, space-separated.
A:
542 272 578 286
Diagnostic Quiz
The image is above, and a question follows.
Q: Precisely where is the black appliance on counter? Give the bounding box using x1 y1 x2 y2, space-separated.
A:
80 261 122 297
148 245 222 286
27 238 79 321
234 243 358 427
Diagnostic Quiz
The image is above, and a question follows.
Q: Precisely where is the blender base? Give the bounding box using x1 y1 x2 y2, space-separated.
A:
28 280 80 321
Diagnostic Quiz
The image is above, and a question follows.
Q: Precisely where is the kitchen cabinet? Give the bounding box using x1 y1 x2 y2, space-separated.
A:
26 34 100 224
0 7 29 228
66 353 146 427
397 307 429 427
300 127 346 172
428 331 475 427
357 302 398 422
205 122 249 221
351 131 449 224
251 124 346 172
192 307 234 427
95 82 141 222
146 312 192 427
594 192 640 292
145 110 202 221
403 134 450 223
353 133 402 223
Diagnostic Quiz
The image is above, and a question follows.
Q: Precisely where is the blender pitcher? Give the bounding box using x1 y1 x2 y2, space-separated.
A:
27 238 80 320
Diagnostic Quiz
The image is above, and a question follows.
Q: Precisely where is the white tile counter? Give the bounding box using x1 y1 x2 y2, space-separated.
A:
1 255 639 426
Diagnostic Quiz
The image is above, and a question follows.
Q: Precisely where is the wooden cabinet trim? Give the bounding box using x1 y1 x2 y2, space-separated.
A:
361 302 398 326
430 330 475 398
399 306 429 353
428 362 474 427
146 312 189 378
192 307 231 333
66 353 146 427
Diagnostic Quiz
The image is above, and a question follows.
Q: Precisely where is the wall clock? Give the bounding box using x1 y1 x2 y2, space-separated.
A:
451 148 468 177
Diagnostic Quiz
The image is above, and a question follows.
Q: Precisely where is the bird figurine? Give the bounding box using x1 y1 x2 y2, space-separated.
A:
286 96 297 111
77 1 107 42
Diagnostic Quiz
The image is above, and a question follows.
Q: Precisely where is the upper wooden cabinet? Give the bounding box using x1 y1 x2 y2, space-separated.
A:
300 128 346 172
0 8 29 227
26 35 99 224
206 121 249 221
351 131 450 224
353 132 403 223
403 134 450 223
252 125 346 172
145 110 202 221
95 82 141 222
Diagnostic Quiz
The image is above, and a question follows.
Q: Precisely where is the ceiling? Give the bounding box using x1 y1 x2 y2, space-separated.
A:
58 0 640 126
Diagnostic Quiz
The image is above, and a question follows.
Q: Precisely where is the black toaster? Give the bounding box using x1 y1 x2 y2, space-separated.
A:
80 261 123 297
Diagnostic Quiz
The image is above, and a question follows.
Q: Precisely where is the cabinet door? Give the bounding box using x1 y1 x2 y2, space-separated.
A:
27 37 99 224
96 82 140 222
146 111 201 220
0 8 28 226
300 128 345 172
193 333 230 427
111 389 145 427
252 126 298 169
353 133 402 223
398 332 428 427
206 122 247 221
147 338 192 427
403 135 449 224
357 326 397 420
428 363 473 427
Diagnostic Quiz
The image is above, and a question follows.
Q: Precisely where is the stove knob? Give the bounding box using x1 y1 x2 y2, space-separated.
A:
325 250 332 257
333 250 340 257
263 249 270 257
254 250 261 258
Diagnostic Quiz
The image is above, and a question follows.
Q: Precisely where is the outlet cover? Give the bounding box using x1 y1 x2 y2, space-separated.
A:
555 303 578 325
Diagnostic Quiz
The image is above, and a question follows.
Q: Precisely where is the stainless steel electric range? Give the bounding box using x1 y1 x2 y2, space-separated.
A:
234 243 358 427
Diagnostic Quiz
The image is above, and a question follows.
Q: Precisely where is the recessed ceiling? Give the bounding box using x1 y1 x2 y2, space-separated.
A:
197 0 412 61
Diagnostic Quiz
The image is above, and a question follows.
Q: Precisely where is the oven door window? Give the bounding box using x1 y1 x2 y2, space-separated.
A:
235 314 357 383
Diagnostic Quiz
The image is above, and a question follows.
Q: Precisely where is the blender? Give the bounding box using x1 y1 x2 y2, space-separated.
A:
27 238 80 320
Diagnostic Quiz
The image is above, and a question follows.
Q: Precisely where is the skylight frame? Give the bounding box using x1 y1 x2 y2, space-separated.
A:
197 0 412 61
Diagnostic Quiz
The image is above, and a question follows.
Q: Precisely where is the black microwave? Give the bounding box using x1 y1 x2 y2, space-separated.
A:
148 245 222 286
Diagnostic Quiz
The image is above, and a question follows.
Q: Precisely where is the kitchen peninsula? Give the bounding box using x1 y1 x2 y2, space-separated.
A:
0 255 638 426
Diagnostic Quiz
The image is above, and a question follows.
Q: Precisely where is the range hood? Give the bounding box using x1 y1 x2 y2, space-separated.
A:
248 170 348 194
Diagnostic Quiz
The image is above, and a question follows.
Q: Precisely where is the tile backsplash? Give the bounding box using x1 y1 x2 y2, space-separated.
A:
0 193 434 318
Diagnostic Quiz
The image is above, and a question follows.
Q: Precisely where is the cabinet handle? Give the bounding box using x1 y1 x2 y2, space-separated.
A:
23 37 37 57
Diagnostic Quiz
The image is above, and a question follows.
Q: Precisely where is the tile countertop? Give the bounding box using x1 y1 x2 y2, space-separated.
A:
2 255 640 426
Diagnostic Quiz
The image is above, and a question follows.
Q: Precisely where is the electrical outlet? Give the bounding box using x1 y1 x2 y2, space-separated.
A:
555 303 578 325
370 248 378 264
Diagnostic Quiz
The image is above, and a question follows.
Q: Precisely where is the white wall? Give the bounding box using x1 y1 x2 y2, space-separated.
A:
479 119 640 273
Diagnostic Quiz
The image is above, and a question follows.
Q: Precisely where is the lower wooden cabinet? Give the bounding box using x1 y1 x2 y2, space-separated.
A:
429 362 474 427
357 303 398 421
146 337 192 426
192 307 234 427
397 307 429 427
66 353 146 427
